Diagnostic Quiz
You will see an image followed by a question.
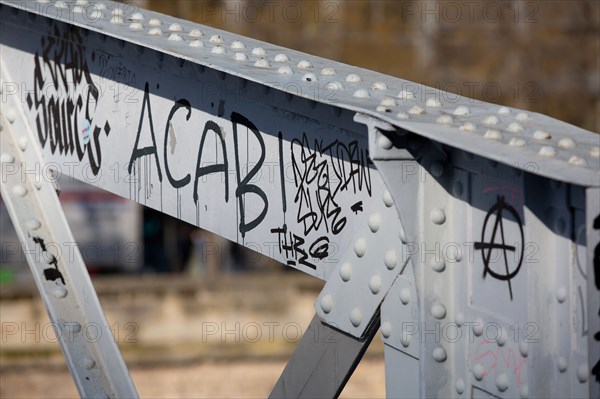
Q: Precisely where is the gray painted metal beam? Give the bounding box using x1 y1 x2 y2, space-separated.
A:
270 313 380 399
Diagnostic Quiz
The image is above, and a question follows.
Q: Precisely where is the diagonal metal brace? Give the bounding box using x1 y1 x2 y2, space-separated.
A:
270 312 380 399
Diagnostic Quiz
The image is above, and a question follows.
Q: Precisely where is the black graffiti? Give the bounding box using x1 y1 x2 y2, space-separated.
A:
32 236 65 285
474 195 524 301
232 112 268 238
28 26 109 175
128 82 163 182
351 201 363 214
270 224 329 269
128 85 269 238
291 133 371 237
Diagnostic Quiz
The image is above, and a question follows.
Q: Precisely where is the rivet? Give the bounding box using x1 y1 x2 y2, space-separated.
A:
211 45 226 54
507 122 524 133
473 363 485 380
397 90 415 100
381 321 392 338
168 23 182 32
568 156 586 166
519 341 528 357
130 12 144 21
350 308 362 327
495 373 509 391
148 18 161 26
516 112 529 121
533 130 551 140
82 357 96 370
473 319 484 336
453 106 470 116
278 66 293 75
577 364 588 382
558 138 575 149
556 286 567 303
498 106 511 115
398 226 408 244
18 137 29 151
25 219 41 230
369 275 382 295
254 59 270 68
12 185 27 197
272 53 288 62
408 105 425 115
234 52 247 61
346 74 361 83
557 356 568 372
129 22 143 31
339 263 352 282
425 98 442 107
376 105 389 113
372 81 387 91
320 294 333 314
396 112 409 120
34 178 42 190
460 122 476 132
320 67 335 76
6 108 17 123
252 47 266 56
354 238 366 257
591 147 600 157
431 302 446 319
455 378 465 394
430 208 446 225
325 81 343 91
496 329 507 346
436 115 453 125
377 135 393 150
539 146 556 157
297 60 312 69
384 250 398 270
353 89 369 98
0 153 15 163
484 129 502 140
111 8 122 16
455 312 465 327
401 330 411 347
54 1 67 8
430 258 445 273
432 346 447 362
519 384 529 399
380 97 397 107
382 189 394 207
429 161 444 177
483 115 500 126
52 285 68 298
509 137 526 147
368 213 381 232
148 28 162 36
168 33 183 41
190 40 204 48
226 41 244 50
453 180 464 197
449 245 462 262
189 29 203 38
209 35 223 44
399 288 411 305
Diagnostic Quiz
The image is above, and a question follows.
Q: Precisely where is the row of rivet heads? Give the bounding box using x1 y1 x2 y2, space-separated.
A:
318 188 401 329
378 103 599 167
32 1 600 166
0 105 101 379
110 11 600 166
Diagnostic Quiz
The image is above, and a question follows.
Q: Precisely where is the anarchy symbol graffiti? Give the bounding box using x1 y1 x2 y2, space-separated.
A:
474 195 524 300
